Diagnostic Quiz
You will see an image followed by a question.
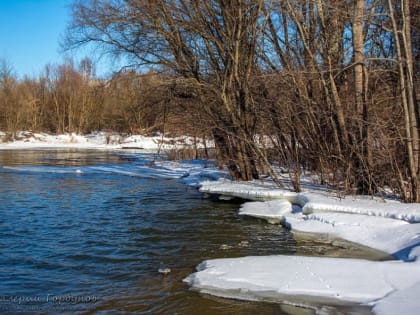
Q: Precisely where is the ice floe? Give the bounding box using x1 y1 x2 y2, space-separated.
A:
200 179 303 204
190 178 420 313
184 255 420 311
239 200 294 224
200 179 420 222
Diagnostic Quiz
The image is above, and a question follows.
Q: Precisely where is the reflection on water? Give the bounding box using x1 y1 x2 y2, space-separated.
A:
0 148 127 166
0 150 373 314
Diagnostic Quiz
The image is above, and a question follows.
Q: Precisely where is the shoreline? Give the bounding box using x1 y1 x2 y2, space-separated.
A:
2 132 420 313
187 179 420 314
0 131 208 152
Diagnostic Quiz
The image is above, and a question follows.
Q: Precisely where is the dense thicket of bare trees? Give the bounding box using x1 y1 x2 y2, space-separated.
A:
256 0 419 200
65 0 274 181
1 0 419 201
0 59 175 135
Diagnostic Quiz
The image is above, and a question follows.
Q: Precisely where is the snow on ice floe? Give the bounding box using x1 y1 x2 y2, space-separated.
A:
302 195 420 223
200 179 420 223
373 281 420 315
183 255 420 310
199 179 303 204
239 200 294 224
284 212 420 261
201 179 420 259
239 199 420 260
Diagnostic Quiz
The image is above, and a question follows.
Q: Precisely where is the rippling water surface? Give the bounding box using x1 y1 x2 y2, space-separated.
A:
0 149 371 314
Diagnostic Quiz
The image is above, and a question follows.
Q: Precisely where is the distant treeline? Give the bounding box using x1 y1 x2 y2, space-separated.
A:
0 59 177 135
1 0 420 202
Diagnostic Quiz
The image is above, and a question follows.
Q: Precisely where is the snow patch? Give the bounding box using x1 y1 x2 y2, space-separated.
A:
303 196 420 223
0 131 213 152
373 281 420 315
184 255 420 307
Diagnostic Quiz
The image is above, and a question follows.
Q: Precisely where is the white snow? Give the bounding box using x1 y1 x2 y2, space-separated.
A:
283 212 420 261
0 131 116 149
0 131 208 151
302 195 420 223
239 200 294 224
0 131 226 187
200 179 304 204
239 201 420 259
200 179 420 222
192 178 420 313
184 255 420 308
373 281 420 315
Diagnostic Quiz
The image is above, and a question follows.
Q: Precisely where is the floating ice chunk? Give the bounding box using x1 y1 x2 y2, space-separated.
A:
239 200 293 224
158 267 171 275
283 212 420 261
199 179 303 204
184 255 420 309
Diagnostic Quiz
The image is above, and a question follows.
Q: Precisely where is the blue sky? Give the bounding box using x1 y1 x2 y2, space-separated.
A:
0 0 94 78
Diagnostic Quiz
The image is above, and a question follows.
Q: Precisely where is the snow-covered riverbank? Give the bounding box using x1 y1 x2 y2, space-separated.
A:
186 178 420 314
0 131 207 151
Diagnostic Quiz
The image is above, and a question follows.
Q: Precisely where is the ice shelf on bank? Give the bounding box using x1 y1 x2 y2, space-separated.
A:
184 255 420 314
192 178 420 313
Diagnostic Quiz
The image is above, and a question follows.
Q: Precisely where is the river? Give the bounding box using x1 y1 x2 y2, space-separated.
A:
0 149 372 314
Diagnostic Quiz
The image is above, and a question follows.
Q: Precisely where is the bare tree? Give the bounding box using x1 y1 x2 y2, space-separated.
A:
65 0 279 181
262 0 356 190
0 58 18 133
352 0 375 194
387 0 420 201
0 0 390 201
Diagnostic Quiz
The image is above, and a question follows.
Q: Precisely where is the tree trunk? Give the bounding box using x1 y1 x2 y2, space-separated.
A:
353 0 375 194
388 0 420 201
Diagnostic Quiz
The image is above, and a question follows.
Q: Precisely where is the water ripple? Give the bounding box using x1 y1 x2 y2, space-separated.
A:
0 150 373 315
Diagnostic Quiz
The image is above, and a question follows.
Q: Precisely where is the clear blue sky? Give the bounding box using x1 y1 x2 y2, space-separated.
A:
0 0 91 78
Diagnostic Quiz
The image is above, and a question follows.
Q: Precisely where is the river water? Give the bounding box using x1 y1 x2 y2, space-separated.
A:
0 149 372 314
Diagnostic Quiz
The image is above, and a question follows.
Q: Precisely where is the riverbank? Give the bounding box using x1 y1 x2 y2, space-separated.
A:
186 178 420 314
0 131 208 151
